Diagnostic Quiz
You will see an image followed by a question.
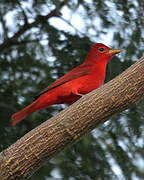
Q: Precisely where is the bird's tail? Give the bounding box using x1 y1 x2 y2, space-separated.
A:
11 101 36 126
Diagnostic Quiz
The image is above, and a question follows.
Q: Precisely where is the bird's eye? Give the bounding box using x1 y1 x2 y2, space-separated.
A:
98 48 105 52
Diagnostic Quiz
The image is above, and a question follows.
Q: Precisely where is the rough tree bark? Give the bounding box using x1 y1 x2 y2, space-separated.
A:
0 56 144 179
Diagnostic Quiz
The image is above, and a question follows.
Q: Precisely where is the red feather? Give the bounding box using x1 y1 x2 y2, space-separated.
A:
11 43 122 125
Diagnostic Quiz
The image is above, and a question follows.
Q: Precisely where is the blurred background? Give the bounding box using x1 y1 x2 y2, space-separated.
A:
0 0 144 179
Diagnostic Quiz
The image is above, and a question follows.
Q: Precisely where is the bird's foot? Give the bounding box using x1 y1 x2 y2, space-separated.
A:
76 93 84 97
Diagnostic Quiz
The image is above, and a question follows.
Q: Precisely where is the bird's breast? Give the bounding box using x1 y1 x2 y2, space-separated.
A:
78 75 104 94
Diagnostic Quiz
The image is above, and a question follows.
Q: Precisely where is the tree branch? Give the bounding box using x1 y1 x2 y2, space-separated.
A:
0 1 67 52
0 56 144 179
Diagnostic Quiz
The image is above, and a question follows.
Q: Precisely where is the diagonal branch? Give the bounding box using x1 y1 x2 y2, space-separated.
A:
0 56 144 179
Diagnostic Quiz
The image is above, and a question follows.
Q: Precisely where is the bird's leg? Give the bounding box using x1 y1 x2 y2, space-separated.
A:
72 89 84 97
76 93 84 97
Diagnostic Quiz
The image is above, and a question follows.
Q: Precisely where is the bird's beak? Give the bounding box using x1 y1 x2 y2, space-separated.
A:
108 49 123 56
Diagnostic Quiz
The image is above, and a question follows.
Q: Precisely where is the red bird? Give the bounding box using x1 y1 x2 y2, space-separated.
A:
11 43 122 125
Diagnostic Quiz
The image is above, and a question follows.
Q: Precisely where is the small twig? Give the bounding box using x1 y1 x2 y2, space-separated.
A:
0 1 67 52
59 17 86 36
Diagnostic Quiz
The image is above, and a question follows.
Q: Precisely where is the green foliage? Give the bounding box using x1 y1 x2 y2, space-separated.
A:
0 0 143 179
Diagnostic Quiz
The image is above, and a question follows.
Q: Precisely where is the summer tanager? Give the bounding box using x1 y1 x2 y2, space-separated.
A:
11 43 122 125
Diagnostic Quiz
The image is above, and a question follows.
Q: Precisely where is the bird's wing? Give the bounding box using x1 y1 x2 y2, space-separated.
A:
35 64 91 99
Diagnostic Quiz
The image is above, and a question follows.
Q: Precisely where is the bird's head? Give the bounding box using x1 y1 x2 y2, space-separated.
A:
85 43 122 63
